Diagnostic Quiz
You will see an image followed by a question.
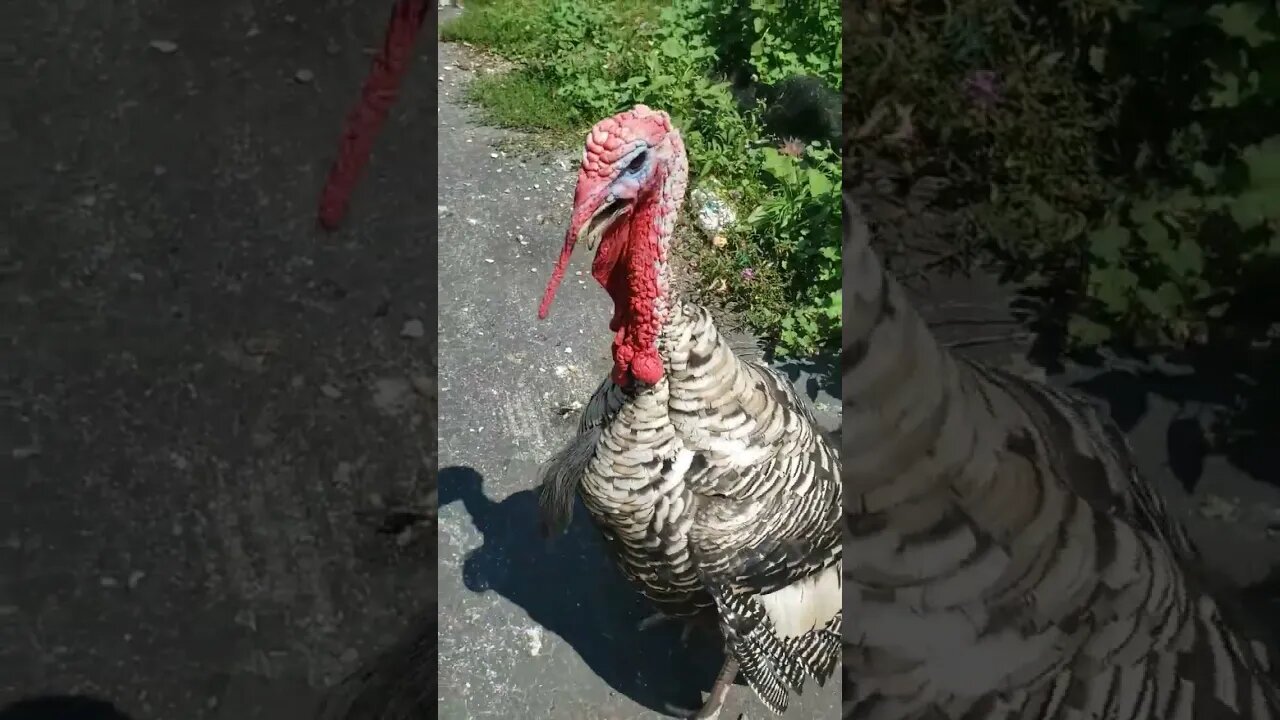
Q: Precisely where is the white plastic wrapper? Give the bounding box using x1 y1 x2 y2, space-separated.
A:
690 186 737 238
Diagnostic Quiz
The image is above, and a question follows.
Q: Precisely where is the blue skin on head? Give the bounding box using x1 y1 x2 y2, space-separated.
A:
608 145 650 202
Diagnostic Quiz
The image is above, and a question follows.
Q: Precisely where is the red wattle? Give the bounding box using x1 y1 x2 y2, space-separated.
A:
630 349 663 385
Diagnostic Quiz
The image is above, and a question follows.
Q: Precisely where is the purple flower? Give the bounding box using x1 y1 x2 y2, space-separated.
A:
962 70 1001 107
741 267 756 281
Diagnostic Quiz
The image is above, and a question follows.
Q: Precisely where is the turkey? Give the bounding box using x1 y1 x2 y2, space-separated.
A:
535 105 842 719
839 191 1280 719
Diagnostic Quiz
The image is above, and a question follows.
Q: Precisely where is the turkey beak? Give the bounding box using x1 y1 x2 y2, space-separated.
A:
538 184 621 320
579 194 625 253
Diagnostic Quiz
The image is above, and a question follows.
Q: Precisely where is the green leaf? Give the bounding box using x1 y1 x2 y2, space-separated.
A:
1136 217 1171 254
1163 239 1204 277
1088 46 1107 72
1088 225 1131 263
1136 281 1183 317
1030 195 1056 222
1068 315 1113 346
1227 189 1280 228
824 290 841 319
660 37 684 57
806 167 833 196
1088 265 1138 314
1208 3 1277 47
1241 136 1280 186
1191 161 1219 188
760 148 796 181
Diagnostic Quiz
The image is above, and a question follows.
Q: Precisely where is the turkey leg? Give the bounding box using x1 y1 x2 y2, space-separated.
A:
637 611 699 646
693 654 740 720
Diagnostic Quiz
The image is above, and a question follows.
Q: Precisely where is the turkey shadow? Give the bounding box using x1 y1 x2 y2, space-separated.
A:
0 695 135 720
771 352 840 414
1065 357 1279 493
440 464 726 716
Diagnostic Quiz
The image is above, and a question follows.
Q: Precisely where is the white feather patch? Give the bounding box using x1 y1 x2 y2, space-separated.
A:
758 564 841 638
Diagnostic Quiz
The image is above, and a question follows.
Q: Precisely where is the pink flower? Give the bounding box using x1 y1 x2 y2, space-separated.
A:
741 267 756 281
962 70 1001 107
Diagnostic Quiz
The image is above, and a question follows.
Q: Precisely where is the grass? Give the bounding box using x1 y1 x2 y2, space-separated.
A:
467 71 579 134
439 0 554 53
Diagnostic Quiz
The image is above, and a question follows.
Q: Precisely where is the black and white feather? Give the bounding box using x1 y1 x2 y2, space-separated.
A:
539 303 842 715
839 192 1280 719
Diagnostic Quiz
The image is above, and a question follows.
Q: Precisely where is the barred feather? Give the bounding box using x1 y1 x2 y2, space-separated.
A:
539 301 843 714
840 192 1280 719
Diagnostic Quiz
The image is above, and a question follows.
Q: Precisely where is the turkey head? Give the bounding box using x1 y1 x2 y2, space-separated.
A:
537 105 689 387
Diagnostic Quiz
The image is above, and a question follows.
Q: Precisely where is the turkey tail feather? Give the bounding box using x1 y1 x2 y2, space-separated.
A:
535 429 596 537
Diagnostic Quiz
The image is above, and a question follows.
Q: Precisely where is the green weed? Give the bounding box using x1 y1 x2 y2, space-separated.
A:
467 71 581 133
845 0 1280 356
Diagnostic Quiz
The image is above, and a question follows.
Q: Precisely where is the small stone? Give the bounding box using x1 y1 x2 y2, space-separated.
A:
483 258 494 263
234 608 257 630
711 234 728 248
242 336 280 356
333 462 354 486
294 68 314 83
127 570 146 588
149 40 179 54
564 347 572 354
11 447 40 460
153 165 167 176
371 377 415 417
400 319 425 339
490 153 499 159
100 576 119 588
128 272 144 282
320 384 343 399
340 648 359 664
246 26 261 38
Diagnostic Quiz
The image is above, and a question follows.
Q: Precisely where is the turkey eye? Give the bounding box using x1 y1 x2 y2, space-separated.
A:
625 151 647 173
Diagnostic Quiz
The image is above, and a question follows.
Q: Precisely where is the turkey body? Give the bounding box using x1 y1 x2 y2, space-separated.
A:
839 193 1280 720
540 300 842 714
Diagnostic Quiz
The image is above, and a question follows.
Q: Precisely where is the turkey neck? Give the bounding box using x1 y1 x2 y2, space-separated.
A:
604 151 685 387
841 206 998 522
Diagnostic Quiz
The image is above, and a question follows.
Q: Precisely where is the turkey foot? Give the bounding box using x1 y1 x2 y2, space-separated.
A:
693 654 740 719
636 611 697 646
